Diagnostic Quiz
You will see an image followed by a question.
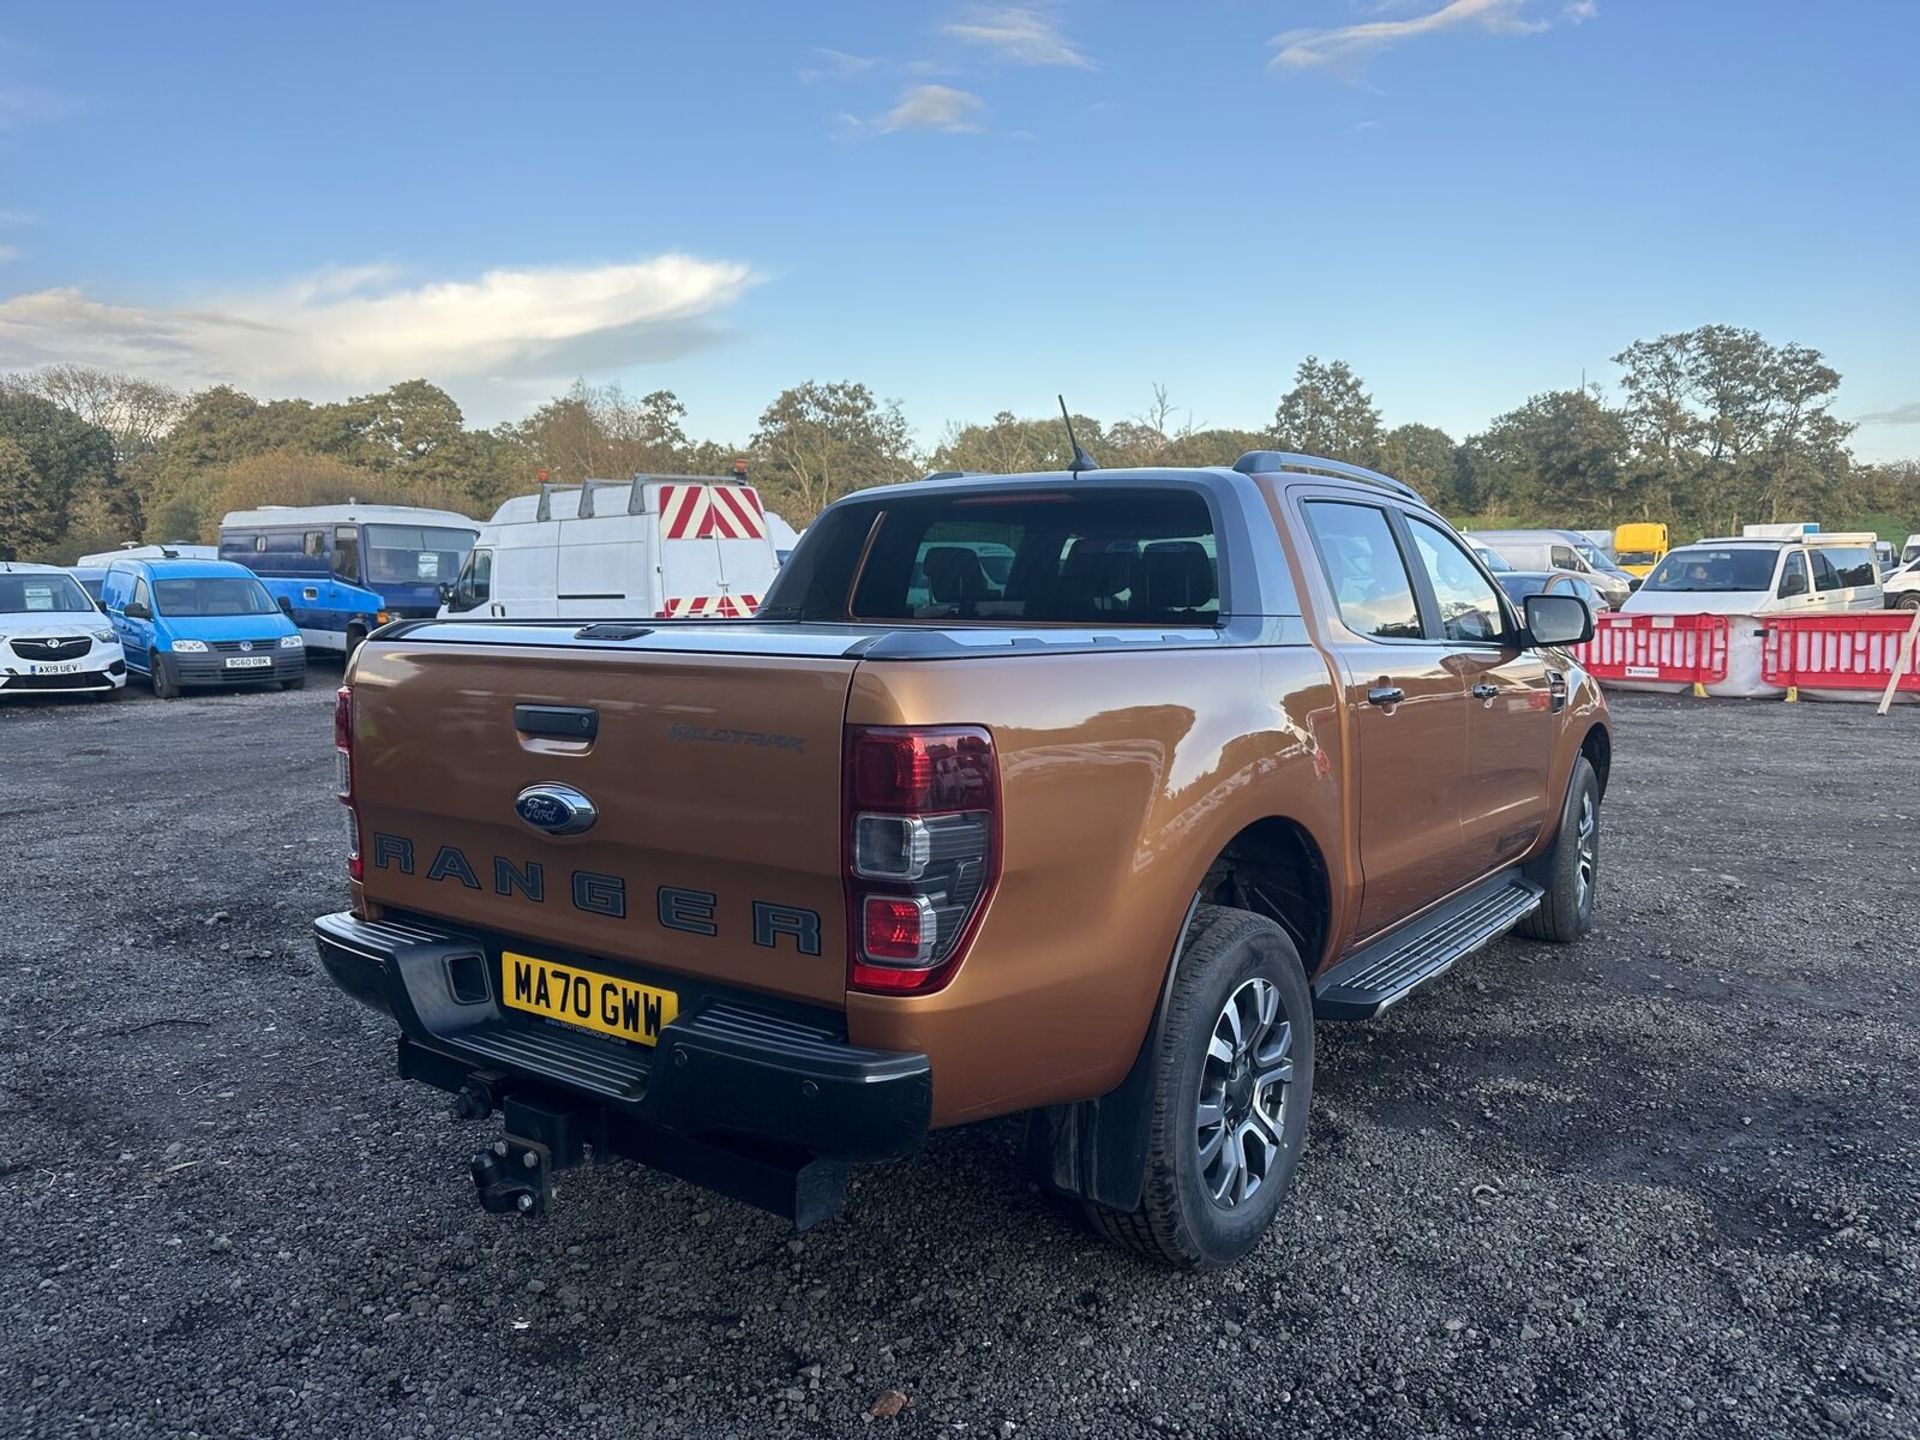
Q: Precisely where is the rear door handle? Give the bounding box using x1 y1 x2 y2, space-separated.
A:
1471 682 1499 700
1366 685 1405 708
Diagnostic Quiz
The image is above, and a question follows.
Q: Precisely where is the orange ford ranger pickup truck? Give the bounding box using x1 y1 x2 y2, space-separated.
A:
314 453 1610 1268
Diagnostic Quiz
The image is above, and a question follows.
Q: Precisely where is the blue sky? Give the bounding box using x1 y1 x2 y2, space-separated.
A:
2 1 1916 459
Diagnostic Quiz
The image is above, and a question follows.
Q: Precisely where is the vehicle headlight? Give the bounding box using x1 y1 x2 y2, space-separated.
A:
171 639 209 653
91 628 116 643
279 634 304 648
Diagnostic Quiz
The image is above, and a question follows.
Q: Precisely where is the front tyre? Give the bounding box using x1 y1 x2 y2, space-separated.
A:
149 657 179 700
1519 755 1600 943
1086 904 1313 1270
1896 593 1920 612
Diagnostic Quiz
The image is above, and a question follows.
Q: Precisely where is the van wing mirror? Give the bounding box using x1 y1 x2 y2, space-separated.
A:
1523 592 1592 648
1778 572 1808 597
437 582 455 604
123 601 151 621
277 595 295 615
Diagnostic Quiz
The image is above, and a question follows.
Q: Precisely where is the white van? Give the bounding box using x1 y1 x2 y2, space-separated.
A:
1903 533 1920 567
1621 533 1883 618
1464 529 1635 607
442 472 780 621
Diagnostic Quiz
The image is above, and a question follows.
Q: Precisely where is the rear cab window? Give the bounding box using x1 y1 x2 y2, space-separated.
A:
786 488 1224 626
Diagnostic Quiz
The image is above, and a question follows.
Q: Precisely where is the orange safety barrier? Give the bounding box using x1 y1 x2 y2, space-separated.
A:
1573 612 1731 687
1761 612 1920 697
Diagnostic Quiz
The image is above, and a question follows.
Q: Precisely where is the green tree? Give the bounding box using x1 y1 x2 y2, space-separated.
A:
1461 388 1629 522
750 381 917 521
0 390 121 559
1269 357 1382 466
931 410 1108 474
1378 422 1458 503
0 435 55 559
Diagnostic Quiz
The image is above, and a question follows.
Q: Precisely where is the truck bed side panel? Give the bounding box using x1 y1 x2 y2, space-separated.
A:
843 644 1344 1126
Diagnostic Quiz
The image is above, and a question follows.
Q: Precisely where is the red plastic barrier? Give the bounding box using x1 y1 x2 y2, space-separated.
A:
1761 612 1920 694
1573 612 1730 685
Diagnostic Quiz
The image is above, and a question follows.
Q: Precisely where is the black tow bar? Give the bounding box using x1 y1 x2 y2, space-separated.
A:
467 1094 590 1218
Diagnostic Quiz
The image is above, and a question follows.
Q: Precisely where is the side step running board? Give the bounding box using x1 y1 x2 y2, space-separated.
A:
1313 875 1543 1020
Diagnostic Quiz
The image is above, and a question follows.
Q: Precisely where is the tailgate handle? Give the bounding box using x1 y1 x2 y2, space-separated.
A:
514 704 598 741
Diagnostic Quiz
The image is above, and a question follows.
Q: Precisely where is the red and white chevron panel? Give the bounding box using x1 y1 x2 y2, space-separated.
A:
658 483 768 540
656 593 762 619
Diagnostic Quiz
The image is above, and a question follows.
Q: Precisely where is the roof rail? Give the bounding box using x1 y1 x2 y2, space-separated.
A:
1232 451 1421 502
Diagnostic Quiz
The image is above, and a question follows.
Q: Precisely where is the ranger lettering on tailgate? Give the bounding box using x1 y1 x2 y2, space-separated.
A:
369 832 823 955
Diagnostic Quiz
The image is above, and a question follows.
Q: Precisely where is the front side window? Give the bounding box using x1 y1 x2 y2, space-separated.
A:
1408 516 1506 643
1777 552 1809 597
1550 544 1580 570
334 527 361 583
450 548 493 612
303 531 326 558
1302 501 1422 640
153 577 279 616
132 577 151 611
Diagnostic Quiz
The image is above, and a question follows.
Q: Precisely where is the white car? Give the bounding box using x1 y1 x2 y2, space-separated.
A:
0 562 127 699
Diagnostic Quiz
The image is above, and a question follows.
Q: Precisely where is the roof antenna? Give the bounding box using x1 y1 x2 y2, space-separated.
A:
1058 395 1098 475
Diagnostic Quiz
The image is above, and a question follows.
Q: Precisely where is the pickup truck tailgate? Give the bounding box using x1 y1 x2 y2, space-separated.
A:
349 631 857 1006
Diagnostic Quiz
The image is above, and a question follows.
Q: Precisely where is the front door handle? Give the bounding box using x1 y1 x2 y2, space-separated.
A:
1366 685 1405 708
1471 682 1499 700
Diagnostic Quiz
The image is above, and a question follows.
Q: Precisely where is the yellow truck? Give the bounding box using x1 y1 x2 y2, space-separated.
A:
1613 522 1670 578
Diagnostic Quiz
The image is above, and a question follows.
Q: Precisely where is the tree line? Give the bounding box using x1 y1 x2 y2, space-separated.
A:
1 323 1914 564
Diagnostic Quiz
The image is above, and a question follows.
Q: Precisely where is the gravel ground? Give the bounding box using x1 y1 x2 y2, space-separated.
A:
2 673 1917 1439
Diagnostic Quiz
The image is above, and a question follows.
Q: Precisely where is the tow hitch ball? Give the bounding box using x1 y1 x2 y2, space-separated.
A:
466 1095 587 1219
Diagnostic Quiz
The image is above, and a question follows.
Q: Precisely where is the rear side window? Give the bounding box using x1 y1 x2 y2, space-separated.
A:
1827 548 1876 588
1301 501 1422 640
845 489 1220 625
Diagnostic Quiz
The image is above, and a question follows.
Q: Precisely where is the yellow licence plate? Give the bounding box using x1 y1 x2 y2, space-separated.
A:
501 952 678 1047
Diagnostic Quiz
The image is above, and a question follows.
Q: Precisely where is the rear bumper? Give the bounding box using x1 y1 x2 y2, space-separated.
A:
312 910 931 1164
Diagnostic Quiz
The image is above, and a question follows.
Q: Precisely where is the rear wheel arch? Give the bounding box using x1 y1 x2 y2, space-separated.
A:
1023 813 1331 1213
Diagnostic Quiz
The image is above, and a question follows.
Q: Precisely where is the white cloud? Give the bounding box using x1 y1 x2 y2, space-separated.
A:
1565 0 1598 20
943 7 1094 68
879 84 987 133
0 256 756 400
1856 401 1920 427
1272 0 1575 72
799 47 881 83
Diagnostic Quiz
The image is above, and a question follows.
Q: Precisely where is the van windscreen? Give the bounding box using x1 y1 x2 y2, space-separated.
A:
1641 549 1778 593
154 577 279 616
823 489 1220 625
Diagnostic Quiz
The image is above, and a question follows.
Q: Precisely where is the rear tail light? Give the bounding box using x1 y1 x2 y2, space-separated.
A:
845 726 998 994
334 685 361 881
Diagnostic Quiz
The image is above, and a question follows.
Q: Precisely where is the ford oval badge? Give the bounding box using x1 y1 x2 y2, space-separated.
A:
514 783 598 836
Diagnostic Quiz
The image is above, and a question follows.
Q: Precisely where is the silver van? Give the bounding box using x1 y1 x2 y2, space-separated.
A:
1465 529 1635 607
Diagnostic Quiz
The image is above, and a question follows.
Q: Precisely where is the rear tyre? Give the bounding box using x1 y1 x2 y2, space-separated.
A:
1519 755 1599 944
344 627 366 661
149 658 178 701
1085 904 1313 1270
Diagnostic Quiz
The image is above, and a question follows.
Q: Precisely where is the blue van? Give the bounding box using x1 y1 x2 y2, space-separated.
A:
218 504 478 635
101 558 308 699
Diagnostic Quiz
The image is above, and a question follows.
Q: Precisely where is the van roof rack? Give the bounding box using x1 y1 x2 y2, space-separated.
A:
1232 451 1422 503
535 472 751 522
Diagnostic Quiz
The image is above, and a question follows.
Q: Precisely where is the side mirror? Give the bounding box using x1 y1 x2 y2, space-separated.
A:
437 582 455 604
1523 592 1593 648
1778 572 1808 598
123 601 151 621
277 596 295 615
